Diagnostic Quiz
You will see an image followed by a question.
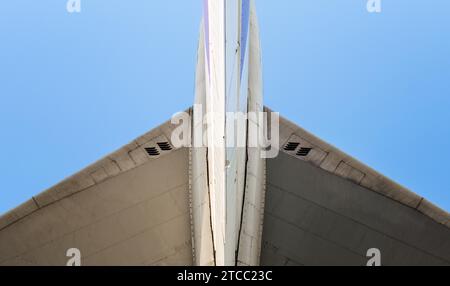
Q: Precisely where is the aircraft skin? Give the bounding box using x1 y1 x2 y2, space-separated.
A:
0 0 449 266
193 0 265 266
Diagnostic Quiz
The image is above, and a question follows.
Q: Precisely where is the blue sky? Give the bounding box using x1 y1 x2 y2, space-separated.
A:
0 0 449 214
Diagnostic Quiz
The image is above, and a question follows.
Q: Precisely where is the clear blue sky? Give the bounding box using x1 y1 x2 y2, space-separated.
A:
0 0 449 214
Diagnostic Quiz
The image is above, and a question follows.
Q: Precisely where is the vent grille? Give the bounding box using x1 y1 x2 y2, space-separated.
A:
145 147 160 156
284 142 300 151
297 148 312 157
157 142 173 151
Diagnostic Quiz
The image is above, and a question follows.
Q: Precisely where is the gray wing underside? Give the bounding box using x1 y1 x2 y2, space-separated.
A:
260 114 450 266
0 118 193 266
0 110 449 266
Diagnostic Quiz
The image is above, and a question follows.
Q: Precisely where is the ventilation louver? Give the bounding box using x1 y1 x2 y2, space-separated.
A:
157 142 173 151
284 142 300 151
296 147 312 157
145 147 160 156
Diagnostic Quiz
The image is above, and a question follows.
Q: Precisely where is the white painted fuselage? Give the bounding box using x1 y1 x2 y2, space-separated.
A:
191 0 266 266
